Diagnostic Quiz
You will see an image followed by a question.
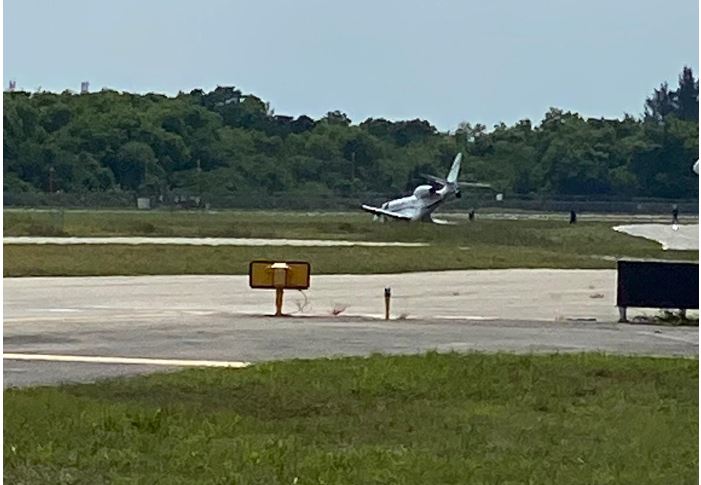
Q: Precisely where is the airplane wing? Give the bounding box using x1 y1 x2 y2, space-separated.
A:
458 182 493 189
361 205 413 221
430 217 458 225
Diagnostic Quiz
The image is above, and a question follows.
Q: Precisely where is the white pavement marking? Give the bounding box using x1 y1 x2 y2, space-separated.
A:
3 353 251 368
613 224 699 250
3 236 427 248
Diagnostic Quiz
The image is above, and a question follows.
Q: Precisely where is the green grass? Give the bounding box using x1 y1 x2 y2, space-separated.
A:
4 210 697 276
0 244 629 277
4 352 698 484
4 209 371 240
0 208 692 244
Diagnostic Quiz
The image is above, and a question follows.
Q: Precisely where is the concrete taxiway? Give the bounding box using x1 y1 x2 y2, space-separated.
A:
4 271 698 387
613 224 699 250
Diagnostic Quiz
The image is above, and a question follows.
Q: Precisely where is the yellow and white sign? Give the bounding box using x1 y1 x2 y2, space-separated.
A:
248 261 311 290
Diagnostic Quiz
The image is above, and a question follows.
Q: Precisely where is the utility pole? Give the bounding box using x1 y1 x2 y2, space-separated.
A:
351 151 356 180
143 161 149 196
196 159 202 209
48 166 55 193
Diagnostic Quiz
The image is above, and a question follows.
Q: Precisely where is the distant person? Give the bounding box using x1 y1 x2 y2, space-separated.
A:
569 210 577 224
468 209 475 221
672 204 679 225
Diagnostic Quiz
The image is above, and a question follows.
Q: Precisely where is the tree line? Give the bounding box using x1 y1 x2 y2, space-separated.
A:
4 67 699 201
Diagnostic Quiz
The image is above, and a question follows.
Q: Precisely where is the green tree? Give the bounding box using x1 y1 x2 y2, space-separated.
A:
644 82 676 122
675 66 699 122
3 74 698 202
109 141 158 192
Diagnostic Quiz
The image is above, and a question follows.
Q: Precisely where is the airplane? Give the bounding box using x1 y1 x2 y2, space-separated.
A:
361 153 489 224
693 160 699 175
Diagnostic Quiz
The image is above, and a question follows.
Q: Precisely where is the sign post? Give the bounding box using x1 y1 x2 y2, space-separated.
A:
270 262 289 316
384 287 391 320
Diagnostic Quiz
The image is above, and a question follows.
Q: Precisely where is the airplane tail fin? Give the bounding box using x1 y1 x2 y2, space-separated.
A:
446 153 462 184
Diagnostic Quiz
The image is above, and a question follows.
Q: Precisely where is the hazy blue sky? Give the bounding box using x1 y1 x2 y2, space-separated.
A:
4 0 699 130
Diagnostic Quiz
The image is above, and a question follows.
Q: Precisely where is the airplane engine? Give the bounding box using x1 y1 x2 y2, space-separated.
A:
413 185 433 198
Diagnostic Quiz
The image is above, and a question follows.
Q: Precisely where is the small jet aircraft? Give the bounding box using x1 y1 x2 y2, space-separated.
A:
361 153 489 224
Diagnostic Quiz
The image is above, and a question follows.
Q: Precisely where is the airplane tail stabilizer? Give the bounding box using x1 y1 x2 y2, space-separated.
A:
447 153 462 184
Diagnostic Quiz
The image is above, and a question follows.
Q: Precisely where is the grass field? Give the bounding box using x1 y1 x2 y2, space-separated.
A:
3 210 697 276
4 352 698 484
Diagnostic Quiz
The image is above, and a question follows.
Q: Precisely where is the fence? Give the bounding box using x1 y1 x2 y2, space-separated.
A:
4 191 699 215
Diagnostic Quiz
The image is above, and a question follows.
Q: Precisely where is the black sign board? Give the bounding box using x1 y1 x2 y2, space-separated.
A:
617 260 699 310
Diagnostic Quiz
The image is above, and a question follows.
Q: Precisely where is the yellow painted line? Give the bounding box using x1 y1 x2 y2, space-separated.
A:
3 353 250 368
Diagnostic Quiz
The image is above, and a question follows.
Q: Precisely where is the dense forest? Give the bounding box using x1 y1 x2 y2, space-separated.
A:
3 67 699 201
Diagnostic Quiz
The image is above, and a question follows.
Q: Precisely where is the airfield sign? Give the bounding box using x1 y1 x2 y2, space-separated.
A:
249 260 311 290
249 260 311 316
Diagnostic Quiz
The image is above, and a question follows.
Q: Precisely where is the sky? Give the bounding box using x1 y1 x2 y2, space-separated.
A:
3 0 699 131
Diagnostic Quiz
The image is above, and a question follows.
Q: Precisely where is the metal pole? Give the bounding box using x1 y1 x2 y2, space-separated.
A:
275 288 284 316
196 159 202 209
384 287 391 320
351 151 356 180
618 307 627 323
48 166 55 193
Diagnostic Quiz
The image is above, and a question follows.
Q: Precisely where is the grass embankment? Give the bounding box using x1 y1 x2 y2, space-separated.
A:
5 353 698 484
4 210 697 276
3 244 628 277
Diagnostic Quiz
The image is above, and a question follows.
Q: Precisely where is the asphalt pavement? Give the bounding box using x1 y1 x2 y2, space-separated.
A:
4 271 698 387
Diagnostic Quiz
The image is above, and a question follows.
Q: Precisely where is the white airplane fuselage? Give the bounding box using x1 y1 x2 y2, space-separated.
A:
380 184 455 221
